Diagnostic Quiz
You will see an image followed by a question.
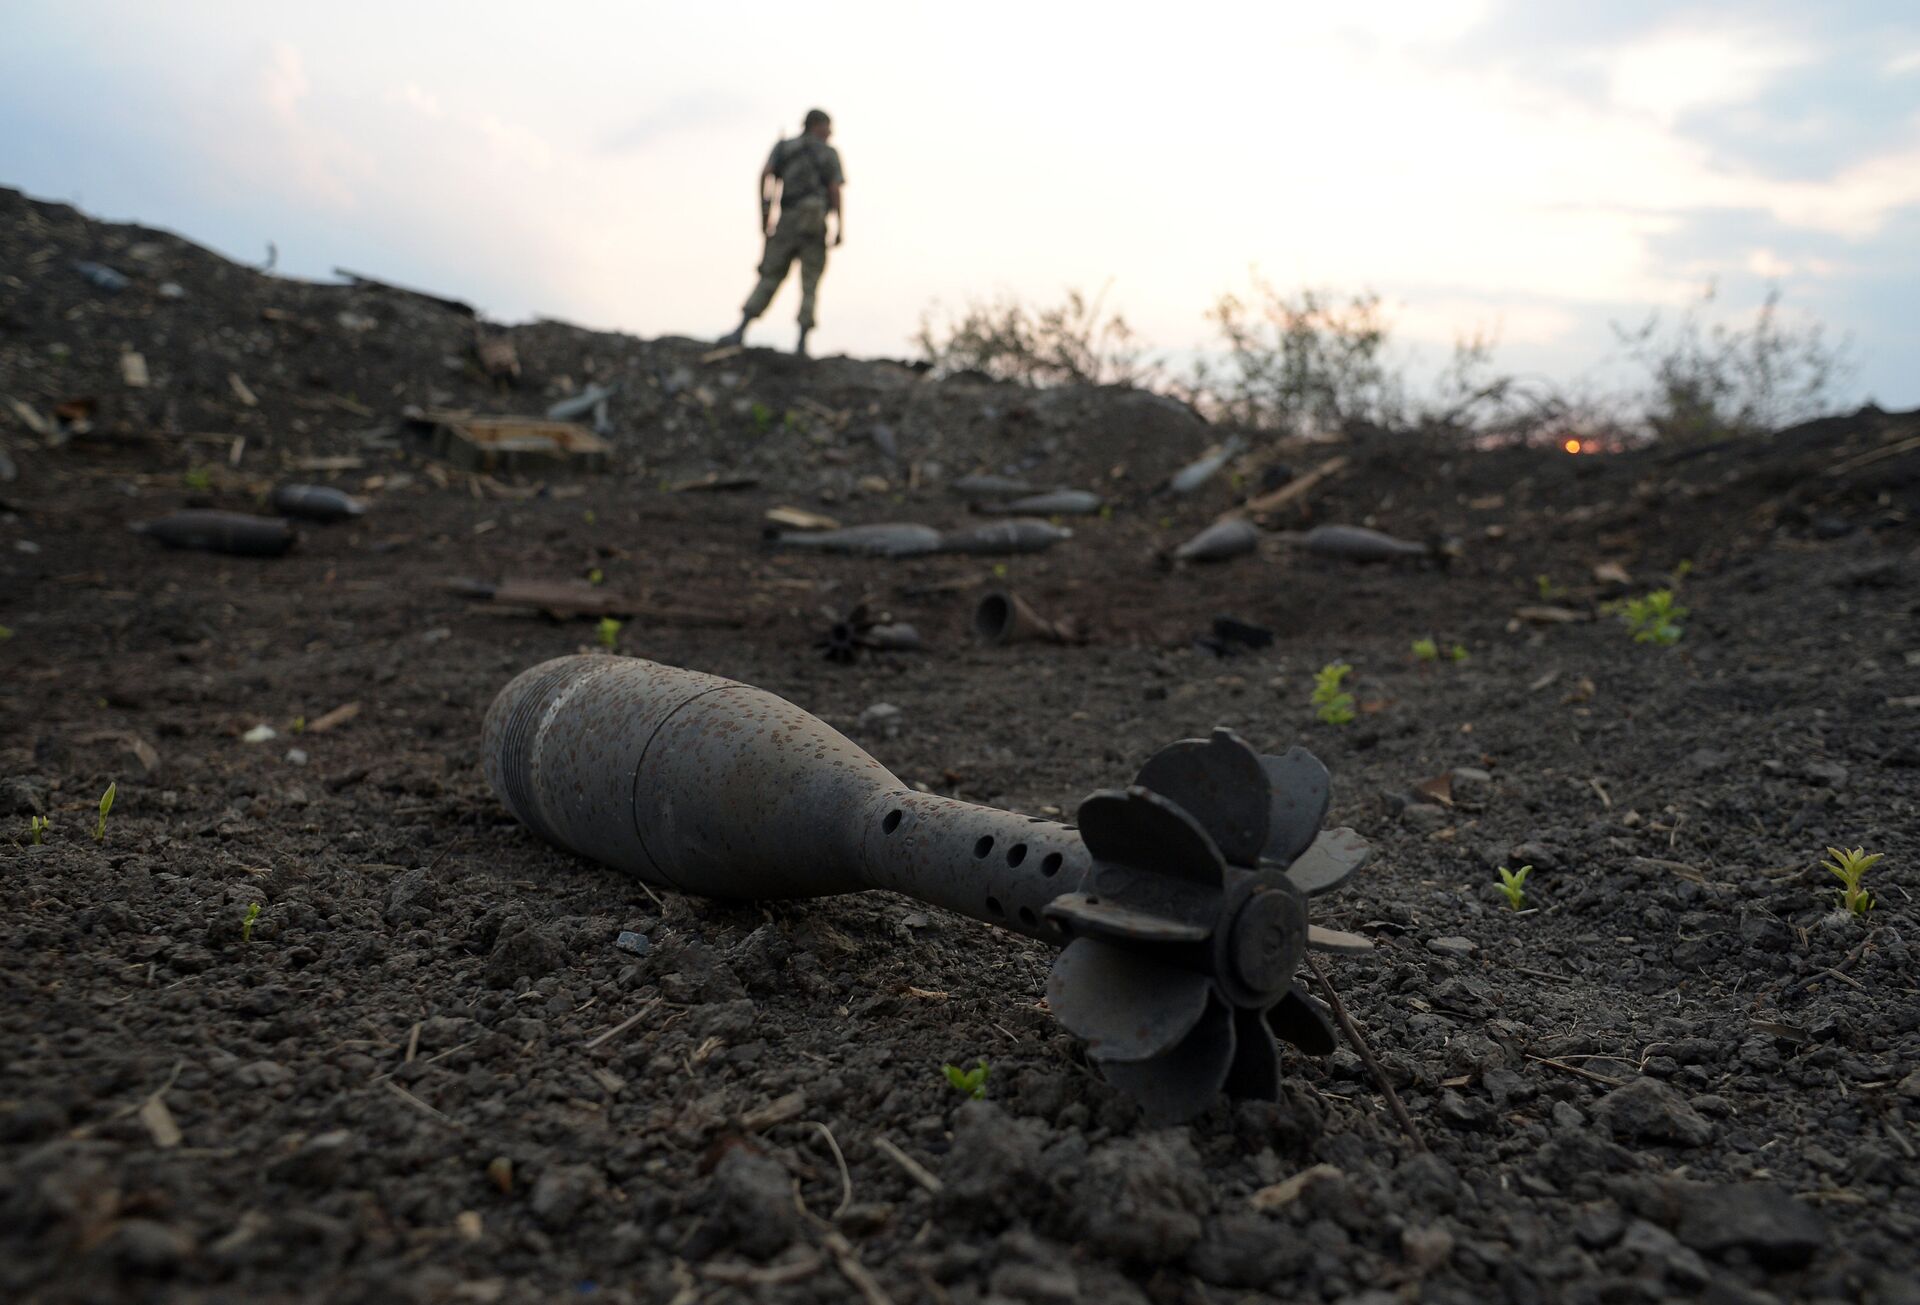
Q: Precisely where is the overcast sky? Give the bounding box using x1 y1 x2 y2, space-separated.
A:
4 0 1916 405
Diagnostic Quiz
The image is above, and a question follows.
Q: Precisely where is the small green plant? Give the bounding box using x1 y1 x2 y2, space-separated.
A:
289 715 306 734
0 624 13 641
28 815 49 845
1671 559 1693 583
1535 574 1564 601
583 509 597 526
1621 589 1687 644
241 901 261 943
1311 662 1356 725
94 782 116 842
749 401 774 432
183 466 213 492
1412 637 1439 662
596 617 622 650
1496 864 1531 911
1821 846 1882 917
991 563 1008 579
586 567 605 586
942 1058 989 1099
1447 643 1468 663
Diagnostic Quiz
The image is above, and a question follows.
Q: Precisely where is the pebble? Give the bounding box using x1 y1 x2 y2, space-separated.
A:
284 748 309 766
1401 803 1450 831
1449 766 1493 809
1801 759 1848 788
483 925 567 988
858 702 903 737
1427 936 1477 958
613 930 650 956
528 1163 597 1232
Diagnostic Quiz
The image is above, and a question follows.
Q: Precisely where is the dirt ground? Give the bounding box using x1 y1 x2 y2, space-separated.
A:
4 186 1920 1305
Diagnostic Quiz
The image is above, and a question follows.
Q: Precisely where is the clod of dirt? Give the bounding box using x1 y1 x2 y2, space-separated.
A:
1592 1077 1715 1147
653 937 746 1004
529 1163 601 1232
484 924 567 987
705 1147 798 1259
1675 1182 1828 1269
266 1130 356 1188
1072 1133 1210 1262
939 1101 1074 1229
382 867 438 928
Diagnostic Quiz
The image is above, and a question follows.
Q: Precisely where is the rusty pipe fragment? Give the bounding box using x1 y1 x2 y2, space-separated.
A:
484 654 1373 1124
972 590 1082 646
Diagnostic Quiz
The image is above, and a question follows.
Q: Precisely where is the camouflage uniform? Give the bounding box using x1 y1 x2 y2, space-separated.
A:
741 134 845 331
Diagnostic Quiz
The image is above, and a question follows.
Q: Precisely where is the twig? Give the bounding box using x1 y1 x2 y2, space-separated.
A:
1231 455 1349 522
873 1135 943 1193
697 1254 823 1287
381 1079 462 1130
823 1229 894 1305
1507 965 1573 985
1524 1053 1625 1088
1305 953 1424 1152
584 997 660 1051
809 1121 854 1220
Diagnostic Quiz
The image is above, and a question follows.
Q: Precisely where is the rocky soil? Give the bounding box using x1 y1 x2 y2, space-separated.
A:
4 185 1920 1304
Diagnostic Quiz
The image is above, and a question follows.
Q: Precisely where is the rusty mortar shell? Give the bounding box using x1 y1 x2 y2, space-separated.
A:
483 654 1372 1123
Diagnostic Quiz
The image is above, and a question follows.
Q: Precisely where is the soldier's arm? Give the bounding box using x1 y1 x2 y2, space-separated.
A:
828 181 844 245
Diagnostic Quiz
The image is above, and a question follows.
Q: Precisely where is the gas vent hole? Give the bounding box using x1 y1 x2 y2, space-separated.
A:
1018 906 1037 928
986 896 1005 917
973 836 994 859
881 809 903 834
1041 852 1064 877
1006 843 1028 867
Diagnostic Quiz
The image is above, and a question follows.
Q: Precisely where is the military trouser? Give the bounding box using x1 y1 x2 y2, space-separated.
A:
741 197 829 330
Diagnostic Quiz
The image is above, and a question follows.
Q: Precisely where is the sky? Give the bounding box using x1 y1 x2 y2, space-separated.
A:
3 0 1917 406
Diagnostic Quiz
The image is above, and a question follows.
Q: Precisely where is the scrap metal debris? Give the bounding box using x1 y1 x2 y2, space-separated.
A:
935 519 1072 555
769 523 944 557
409 411 612 475
1173 517 1259 564
132 511 295 557
972 489 1104 516
484 655 1374 1125
1288 524 1436 563
1196 615 1274 658
270 484 367 524
816 604 925 662
972 590 1084 646
1163 436 1244 495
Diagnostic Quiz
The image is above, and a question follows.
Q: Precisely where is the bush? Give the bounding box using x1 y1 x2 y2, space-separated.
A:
1186 278 1405 436
914 285 1153 387
1613 283 1852 442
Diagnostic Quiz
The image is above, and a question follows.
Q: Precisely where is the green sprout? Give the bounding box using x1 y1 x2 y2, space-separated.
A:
1496 864 1531 911
289 715 306 734
28 815 49 845
183 466 213 492
1447 643 1468 663
1621 589 1687 645
596 616 622 650
583 509 597 526
242 901 261 943
1821 846 1882 917
586 568 605 586
1671 559 1693 583
0 624 13 641
942 1058 989 1100
94 782 116 842
1412 637 1439 662
991 563 1008 579
1311 662 1356 726
1535 574 1564 601
749 401 774 432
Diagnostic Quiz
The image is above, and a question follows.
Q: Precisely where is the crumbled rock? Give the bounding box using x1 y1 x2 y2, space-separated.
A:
1592 1077 1714 1147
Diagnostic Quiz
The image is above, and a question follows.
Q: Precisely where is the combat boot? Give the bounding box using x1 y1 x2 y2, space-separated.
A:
795 327 810 357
